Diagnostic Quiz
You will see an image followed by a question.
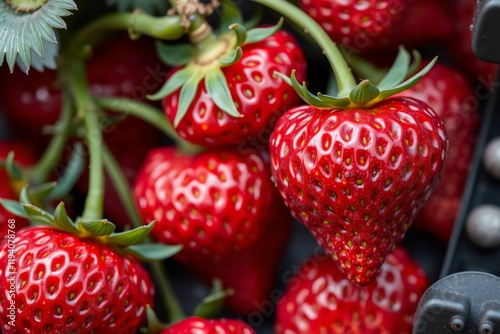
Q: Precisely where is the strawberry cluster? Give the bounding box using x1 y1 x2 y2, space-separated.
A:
0 0 489 333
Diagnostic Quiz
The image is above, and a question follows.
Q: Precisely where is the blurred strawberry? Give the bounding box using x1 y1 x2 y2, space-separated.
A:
395 61 480 242
161 317 255 333
275 247 429 333
188 194 292 315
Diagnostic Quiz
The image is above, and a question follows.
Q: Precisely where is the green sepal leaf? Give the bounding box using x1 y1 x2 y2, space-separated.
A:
0 0 77 72
407 50 422 78
376 47 411 91
349 80 380 105
147 66 194 101
107 221 156 246
54 202 79 234
245 17 283 45
140 305 168 334
30 182 58 201
47 142 85 200
5 151 23 181
377 56 438 100
0 198 30 219
193 279 228 319
19 187 32 205
229 23 247 47
219 46 242 66
174 70 205 126
219 0 243 32
279 70 350 108
21 203 55 226
126 243 183 262
79 220 116 236
156 41 196 67
205 67 242 118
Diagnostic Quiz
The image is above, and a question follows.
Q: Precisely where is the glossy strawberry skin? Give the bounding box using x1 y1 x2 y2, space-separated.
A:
299 0 407 51
188 194 292 315
134 147 280 262
396 62 480 242
275 247 429 334
163 29 306 148
269 97 448 285
161 317 255 334
0 142 37 236
0 226 154 334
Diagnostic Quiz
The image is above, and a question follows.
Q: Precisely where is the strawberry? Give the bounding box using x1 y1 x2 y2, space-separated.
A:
187 193 292 315
160 28 306 148
269 97 448 285
134 146 282 262
161 316 255 333
446 0 499 87
0 142 37 236
395 61 480 242
298 0 408 51
0 225 155 334
275 247 429 333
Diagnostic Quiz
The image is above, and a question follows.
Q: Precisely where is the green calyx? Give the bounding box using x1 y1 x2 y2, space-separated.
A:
148 11 283 127
278 47 436 109
0 187 182 262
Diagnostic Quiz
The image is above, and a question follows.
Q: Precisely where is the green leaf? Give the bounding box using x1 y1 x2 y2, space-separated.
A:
245 17 283 45
407 50 422 78
193 279 228 319
219 46 242 66
53 202 79 234
5 151 22 181
147 66 194 101
105 0 169 14
376 47 411 91
219 0 243 31
47 142 85 200
349 80 380 105
30 182 58 201
205 68 241 118
126 243 183 261
377 56 438 100
156 41 196 67
21 203 55 226
19 187 32 205
79 219 116 236
0 198 30 219
107 221 156 246
173 70 205 127
0 0 77 73
229 23 247 47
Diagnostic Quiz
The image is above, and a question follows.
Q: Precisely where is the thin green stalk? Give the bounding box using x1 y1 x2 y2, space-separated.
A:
28 91 74 184
101 144 186 323
95 97 204 155
251 0 357 96
64 60 104 221
63 12 185 58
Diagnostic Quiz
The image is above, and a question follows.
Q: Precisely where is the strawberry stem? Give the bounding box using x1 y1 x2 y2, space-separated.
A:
27 90 74 184
63 59 104 221
250 0 357 96
101 144 187 323
94 97 204 155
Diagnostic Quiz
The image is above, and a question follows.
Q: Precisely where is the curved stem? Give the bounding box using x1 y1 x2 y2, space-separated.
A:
101 144 186 323
64 60 104 221
28 91 74 184
251 0 357 96
63 12 185 58
94 97 204 156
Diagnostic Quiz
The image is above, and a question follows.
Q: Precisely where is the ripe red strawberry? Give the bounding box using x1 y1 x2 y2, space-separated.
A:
298 0 408 51
161 317 255 333
0 226 155 333
275 247 429 333
162 29 306 148
134 147 281 262
395 62 480 242
0 142 37 236
269 97 448 285
188 194 292 315
446 0 499 87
